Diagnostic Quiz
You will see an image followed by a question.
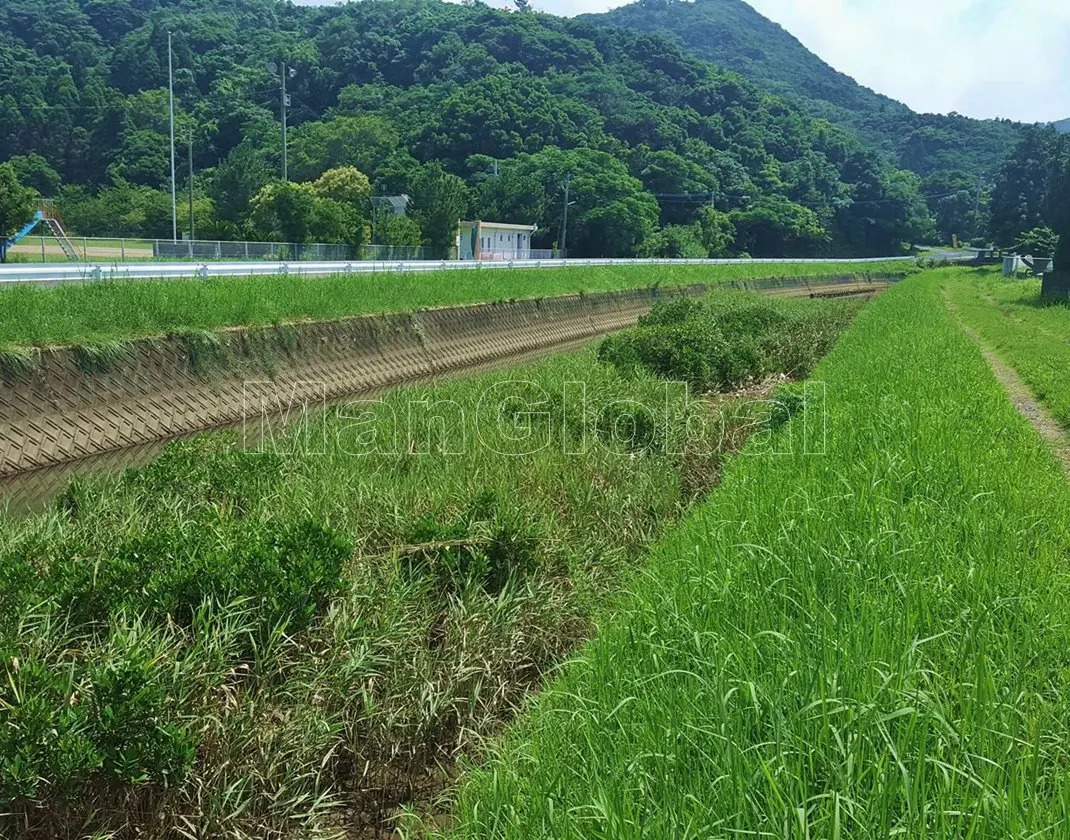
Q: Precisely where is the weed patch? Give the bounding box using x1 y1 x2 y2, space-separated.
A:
0 301 854 838
599 290 858 391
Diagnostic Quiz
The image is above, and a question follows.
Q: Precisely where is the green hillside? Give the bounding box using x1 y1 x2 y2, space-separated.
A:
1055 118 1070 134
586 0 907 122
587 0 1024 177
0 0 937 257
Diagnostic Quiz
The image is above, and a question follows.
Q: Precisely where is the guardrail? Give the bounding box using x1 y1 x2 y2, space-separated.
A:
0 256 925 287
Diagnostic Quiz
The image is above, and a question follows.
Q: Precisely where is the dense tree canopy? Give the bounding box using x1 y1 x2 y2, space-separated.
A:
987 127 1069 269
988 128 1063 248
0 0 953 257
590 0 1025 180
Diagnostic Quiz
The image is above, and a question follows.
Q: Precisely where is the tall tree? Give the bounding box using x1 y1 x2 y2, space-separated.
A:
476 147 660 257
988 127 1061 248
210 144 273 225
1046 153 1070 273
731 196 829 257
0 164 37 261
409 164 471 259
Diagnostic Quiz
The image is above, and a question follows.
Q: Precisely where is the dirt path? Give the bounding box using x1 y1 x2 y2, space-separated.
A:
943 287 1070 475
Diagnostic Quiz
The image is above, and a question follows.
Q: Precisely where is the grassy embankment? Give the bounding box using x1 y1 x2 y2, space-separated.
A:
0 261 911 349
442 271 1070 838
0 291 858 839
944 271 1070 427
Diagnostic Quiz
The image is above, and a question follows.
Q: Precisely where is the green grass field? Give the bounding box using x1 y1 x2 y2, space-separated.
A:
7 236 155 263
442 271 1070 838
944 271 1070 427
12 271 1059 839
0 289 854 839
0 261 911 348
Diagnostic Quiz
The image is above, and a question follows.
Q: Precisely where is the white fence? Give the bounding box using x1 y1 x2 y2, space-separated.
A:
474 248 557 262
0 256 923 287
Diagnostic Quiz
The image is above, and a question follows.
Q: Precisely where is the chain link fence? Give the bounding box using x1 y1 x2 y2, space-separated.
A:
7 236 437 264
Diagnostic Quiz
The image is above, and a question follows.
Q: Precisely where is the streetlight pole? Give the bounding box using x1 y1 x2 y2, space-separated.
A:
168 32 177 242
560 172 572 258
188 127 195 242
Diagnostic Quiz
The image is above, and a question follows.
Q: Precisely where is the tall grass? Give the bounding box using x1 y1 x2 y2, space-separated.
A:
0 261 911 348
441 272 1070 838
1 290 843 840
944 270 1070 427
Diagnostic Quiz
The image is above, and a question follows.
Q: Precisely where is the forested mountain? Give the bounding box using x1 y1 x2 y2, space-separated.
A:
1055 119 1070 134
1 0 940 257
587 0 1024 179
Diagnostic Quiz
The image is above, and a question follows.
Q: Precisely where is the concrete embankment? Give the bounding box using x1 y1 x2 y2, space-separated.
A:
0 275 896 482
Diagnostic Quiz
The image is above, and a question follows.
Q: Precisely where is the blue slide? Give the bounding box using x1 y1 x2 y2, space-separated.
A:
0 211 44 262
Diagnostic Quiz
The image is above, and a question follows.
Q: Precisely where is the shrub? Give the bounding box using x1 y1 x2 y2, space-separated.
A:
12 467 351 641
0 623 195 809
599 290 857 392
402 492 541 597
118 437 285 516
38 517 350 635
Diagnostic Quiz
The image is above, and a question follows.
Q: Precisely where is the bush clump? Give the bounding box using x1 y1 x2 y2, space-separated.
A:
402 491 542 598
5 516 350 637
599 290 859 392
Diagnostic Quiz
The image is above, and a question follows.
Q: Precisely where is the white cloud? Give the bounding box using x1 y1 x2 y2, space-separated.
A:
739 0 1070 122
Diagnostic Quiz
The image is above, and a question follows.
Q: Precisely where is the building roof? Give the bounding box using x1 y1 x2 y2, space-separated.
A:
459 220 538 232
373 195 410 212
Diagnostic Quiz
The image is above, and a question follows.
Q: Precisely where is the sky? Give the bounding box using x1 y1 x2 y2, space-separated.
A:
421 0 1070 123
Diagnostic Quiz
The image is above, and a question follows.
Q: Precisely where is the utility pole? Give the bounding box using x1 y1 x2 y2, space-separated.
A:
168 32 177 242
560 172 572 258
188 127 195 242
281 62 289 181
269 62 296 181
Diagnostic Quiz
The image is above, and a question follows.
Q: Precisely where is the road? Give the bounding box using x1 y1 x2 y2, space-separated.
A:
0 255 923 286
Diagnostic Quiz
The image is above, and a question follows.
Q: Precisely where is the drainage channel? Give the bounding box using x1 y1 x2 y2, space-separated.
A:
0 279 896 515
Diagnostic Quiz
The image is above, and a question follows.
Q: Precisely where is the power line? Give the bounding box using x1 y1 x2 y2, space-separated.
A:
650 188 979 209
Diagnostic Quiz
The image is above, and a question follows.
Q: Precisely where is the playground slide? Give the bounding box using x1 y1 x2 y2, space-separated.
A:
2 205 82 262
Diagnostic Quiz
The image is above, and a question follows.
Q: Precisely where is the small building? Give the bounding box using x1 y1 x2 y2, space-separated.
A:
457 220 538 261
372 195 411 216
